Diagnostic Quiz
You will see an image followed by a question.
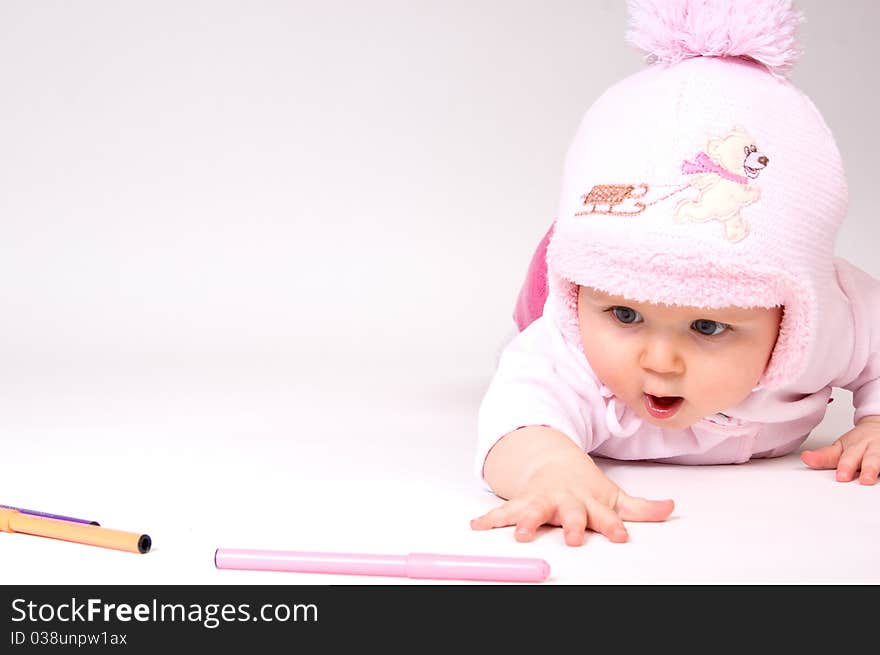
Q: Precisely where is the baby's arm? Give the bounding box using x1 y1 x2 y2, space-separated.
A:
473 317 673 544
801 259 880 484
471 425 674 546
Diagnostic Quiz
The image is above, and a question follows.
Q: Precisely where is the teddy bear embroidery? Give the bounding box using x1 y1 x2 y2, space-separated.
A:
576 126 769 243
674 127 769 241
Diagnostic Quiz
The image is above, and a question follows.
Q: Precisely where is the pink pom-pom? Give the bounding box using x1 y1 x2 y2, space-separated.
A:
625 0 804 77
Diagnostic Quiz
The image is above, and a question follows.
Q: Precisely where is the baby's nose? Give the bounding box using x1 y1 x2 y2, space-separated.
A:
639 339 684 375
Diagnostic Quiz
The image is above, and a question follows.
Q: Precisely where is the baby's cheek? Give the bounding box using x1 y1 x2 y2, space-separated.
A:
586 345 627 392
693 358 756 405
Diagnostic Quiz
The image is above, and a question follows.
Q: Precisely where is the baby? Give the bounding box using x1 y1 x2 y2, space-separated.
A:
471 0 880 547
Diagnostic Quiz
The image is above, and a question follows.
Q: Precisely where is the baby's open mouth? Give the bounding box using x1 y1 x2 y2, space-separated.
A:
643 394 684 419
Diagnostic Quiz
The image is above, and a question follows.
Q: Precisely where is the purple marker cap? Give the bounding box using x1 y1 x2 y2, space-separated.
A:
0 504 99 526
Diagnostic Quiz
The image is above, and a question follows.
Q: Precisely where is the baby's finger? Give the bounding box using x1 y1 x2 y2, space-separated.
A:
584 501 629 543
555 498 588 546
800 441 843 470
615 492 675 523
858 443 880 485
513 496 556 543
837 439 869 482
469 503 520 531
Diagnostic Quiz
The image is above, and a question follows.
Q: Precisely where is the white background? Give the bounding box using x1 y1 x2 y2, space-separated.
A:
1 0 878 584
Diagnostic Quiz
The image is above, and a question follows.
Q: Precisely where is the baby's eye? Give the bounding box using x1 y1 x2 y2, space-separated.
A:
691 319 729 336
610 306 642 324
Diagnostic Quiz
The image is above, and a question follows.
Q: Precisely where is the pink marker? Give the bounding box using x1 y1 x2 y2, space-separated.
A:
214 548 551 583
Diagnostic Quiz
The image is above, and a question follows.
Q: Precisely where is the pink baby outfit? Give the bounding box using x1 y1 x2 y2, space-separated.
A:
476 0 880 482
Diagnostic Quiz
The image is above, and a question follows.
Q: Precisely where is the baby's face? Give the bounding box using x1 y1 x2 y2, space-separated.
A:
577 286 782 430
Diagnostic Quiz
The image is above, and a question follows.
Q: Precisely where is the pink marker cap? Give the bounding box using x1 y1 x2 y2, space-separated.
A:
405 552 550 582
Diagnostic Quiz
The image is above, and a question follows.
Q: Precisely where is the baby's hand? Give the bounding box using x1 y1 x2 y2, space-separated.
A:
801 416 880 485
470 456 674 546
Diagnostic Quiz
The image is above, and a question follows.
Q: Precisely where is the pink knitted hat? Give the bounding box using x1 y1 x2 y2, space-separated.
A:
546 0 848 390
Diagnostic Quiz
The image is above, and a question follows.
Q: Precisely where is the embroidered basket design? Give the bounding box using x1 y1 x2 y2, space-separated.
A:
577 183 649 216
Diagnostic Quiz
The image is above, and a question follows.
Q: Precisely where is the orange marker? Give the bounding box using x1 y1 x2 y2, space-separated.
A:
0 507 151 554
